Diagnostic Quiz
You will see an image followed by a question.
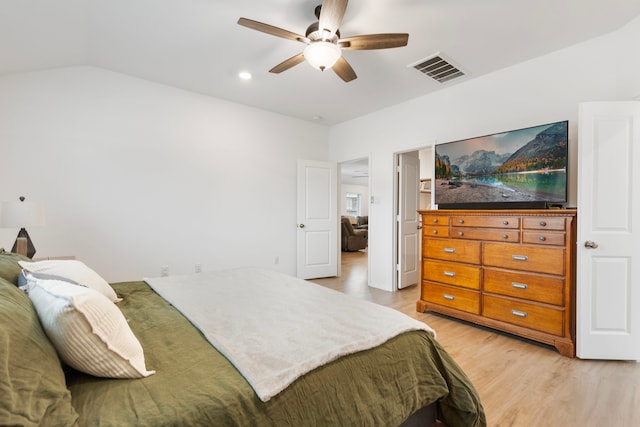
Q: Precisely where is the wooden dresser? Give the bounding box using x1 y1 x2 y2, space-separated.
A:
416 209 577 357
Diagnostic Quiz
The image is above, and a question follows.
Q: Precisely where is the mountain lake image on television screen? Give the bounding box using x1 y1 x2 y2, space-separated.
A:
434 121 568 206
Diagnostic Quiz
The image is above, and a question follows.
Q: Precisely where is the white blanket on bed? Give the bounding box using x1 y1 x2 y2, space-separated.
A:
144 268 435 402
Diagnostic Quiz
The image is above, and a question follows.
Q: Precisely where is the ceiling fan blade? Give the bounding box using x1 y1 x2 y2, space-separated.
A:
339 33 409 50
269 53 306 74
332 56 357 82
238 18 309 43
319 0 348 37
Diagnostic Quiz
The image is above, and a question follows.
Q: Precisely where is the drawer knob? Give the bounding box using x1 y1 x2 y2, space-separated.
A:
512 255 529 261
432 230 438 235
539 236 546 241
512 282 528 290
432 219 438 223
458 231 464 237
511 310 528 318
443 271 456 277
458 219 464 224
502 234 509 240
502 220 509 225
539 221 547 227
443 247 456 253
443 294 455 301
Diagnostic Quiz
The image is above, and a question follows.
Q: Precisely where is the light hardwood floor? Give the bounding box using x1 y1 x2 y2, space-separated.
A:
311 251 640 427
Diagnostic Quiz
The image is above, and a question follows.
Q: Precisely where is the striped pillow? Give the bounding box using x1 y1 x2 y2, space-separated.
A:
23 277 155 379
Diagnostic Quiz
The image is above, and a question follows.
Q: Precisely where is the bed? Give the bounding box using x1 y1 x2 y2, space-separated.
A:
0 249 486 427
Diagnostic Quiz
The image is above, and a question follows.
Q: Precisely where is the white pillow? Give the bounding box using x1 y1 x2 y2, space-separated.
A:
23 277 155 379
19 259 119 303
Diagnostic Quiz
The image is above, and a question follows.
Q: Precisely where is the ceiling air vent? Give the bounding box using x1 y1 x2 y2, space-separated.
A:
410 53 465 83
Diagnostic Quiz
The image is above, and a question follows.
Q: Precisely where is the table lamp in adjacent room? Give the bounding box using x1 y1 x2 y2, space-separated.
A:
1 196 45 258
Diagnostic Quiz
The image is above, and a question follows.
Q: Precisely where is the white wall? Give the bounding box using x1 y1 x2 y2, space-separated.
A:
615 15 640 99
0 67 328 282
418 148 433 181
328 15 640 291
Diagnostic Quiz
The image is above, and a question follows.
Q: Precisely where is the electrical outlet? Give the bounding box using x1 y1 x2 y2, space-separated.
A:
160 266 169 277
195 263 202 273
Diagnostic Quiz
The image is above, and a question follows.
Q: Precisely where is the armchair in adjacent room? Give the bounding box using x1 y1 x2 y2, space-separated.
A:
356 215 368 230
341 216 368 252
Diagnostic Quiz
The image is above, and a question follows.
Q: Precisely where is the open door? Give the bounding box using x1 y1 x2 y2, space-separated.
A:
396 153 420 289
296 160 338 279
577 101 640 360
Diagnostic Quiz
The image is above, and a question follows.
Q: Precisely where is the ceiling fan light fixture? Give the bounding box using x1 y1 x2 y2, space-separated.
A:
304 41 341 71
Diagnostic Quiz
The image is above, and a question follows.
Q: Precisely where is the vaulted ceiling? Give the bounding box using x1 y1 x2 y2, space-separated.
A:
2 0 639 125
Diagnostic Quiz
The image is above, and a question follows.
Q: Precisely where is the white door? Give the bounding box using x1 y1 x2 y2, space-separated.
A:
397 154 421 289
296 160 338 279
577 101 640 360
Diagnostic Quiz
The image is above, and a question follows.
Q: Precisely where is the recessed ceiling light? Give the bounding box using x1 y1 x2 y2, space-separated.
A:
238 71 252 80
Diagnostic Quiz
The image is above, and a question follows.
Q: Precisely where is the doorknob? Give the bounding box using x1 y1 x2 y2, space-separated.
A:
298 224 305 229
584 240 599 249
417 225 423 230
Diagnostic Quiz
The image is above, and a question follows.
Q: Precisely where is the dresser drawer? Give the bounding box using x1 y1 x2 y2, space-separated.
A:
422 215 449 226
423 259 481 289
451 215 520 229
452 227 520 243
483 243 565 275
523 216 566 231
483 268 564 306
423 282 480 314
423 226 450 238
424 239 481 264
522 231 566 246
483 295 564 336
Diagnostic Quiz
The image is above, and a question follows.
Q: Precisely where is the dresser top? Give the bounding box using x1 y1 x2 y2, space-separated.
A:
419 209 577 216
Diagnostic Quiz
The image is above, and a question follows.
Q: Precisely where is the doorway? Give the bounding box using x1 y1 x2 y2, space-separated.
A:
339 157 370 286
392 146 433 291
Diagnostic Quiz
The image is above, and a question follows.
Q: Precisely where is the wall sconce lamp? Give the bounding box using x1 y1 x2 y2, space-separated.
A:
1 196 45 258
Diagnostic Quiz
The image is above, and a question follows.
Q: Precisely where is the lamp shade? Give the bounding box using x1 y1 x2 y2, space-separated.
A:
304 41 342 71
1 199 44 228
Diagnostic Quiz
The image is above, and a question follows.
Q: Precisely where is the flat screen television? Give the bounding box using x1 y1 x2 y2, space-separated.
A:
434 120 568 210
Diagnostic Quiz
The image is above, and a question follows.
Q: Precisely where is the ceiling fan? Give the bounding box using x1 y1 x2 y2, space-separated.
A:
237 0 409 82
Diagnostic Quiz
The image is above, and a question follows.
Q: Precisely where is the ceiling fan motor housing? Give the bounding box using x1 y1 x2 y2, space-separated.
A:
305 22 340 43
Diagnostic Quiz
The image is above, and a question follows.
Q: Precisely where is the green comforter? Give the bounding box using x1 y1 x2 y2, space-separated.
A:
67 281 485 426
